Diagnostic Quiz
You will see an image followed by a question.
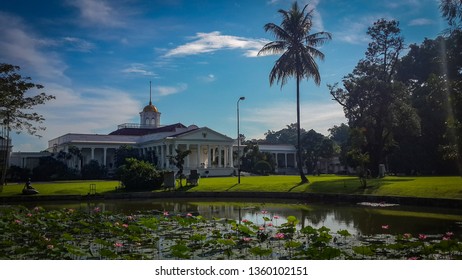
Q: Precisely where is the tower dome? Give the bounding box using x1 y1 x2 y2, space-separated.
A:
143 101 158 112
140 81 161 127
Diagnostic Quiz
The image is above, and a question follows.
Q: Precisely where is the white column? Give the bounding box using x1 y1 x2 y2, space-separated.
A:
197 144 201 168
285 153 288 168
208 145 212 168
218 145 222 168
103 148 107 166
186 144 190 168
165 144 170 168
160 146 164 168
229 145 234 167
91 147 95 160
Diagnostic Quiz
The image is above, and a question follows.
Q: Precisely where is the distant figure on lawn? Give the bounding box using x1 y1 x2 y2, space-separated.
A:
22 179 39 195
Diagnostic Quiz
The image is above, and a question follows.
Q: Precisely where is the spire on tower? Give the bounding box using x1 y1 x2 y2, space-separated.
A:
149 81 152 105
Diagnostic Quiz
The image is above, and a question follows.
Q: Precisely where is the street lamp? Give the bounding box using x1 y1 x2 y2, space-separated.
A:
237 96 245 184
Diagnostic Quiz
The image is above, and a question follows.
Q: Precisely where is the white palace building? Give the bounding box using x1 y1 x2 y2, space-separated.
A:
45 97 241 177
9 95 308 176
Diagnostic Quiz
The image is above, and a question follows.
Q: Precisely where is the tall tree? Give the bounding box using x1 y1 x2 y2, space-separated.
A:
396 30 462 175
329 19 420 175
0 63 55 186
258 1 331 183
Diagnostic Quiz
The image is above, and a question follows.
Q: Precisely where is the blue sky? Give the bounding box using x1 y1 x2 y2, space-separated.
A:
1 0 448 152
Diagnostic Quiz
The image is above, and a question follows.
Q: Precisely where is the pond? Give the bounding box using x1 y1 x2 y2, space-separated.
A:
17 198 462 238
2 198 462 259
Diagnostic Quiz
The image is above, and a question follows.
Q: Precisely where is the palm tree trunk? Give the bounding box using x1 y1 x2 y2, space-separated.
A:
296 75 309 183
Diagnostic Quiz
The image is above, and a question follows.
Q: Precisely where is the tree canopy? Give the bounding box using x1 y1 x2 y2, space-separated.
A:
1 63 55 186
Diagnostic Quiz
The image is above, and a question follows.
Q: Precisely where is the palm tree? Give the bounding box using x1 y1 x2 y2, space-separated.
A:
258 1 331 183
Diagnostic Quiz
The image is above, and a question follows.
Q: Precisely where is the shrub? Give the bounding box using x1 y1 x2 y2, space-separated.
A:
116 158 163 191
254 160 272 175
81 160 106 180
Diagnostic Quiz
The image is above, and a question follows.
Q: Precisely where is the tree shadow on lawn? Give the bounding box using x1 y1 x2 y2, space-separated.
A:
287 182 310 192
226 184 239 191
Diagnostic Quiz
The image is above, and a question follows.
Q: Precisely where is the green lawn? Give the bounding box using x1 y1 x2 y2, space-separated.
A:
0 180 121 196
1 175 461 200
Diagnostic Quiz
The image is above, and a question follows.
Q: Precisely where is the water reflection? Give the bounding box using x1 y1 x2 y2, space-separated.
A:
21 198 462 238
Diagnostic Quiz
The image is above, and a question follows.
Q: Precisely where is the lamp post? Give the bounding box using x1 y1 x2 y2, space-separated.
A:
237 96 245 184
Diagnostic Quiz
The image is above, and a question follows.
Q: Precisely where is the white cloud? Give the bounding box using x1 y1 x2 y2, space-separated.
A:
198 74 216 83
42 85 140 134
122 63 157 76
0 12 68 81
67 0 124 27
62 37 96 52
242 100 346 139
334 15 386 44
408 18 434 26
155 83 188 96
11 84 141 151
164 31 269 58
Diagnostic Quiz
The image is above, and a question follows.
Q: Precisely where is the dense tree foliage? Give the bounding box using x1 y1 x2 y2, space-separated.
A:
265 123 305 145
395 30 462 174
241 142 275 174
0 63 55 186
302 129 336 174
329 19 420 176
440 0 462 33
328 123 350 169
81 160 106 180
31 156 72 181
259 1 331 183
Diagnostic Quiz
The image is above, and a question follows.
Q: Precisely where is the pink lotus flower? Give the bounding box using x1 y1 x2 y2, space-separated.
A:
273 215 279 220
445 232 454 237
27 213 33 217
443 236 450 241
242 219 249 223
93 207 101 213
127 215 134 220
261 210 268 214
186 213 193 217
259 226 265 231
381 225 389 229
122 224 129 228
403 233 412 239
418 234 427 240
114 242 123 248
14 219 21 224
267 222 273 227
163 211 169 216
275 233 285 239
243 237 252 242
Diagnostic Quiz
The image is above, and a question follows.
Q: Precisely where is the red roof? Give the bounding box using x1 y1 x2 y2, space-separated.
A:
109 123 186 136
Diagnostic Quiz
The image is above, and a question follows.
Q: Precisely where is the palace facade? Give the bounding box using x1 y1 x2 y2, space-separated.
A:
45 98 238 177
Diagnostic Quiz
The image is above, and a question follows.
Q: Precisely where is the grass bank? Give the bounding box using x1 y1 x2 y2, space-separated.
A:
1 175 461 200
